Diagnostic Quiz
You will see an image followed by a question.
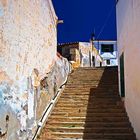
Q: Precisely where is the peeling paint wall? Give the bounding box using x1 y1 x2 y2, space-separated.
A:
0 0 57 82
117 0 140 139
58 42 102 68
79 42 102 67
0 1 70 140
79 42 92 67
37 57 71 120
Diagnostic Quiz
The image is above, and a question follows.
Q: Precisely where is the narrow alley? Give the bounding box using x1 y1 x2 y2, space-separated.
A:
37 67 136 140
0 0 140 140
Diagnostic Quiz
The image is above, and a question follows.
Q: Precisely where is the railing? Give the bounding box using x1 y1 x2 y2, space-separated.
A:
32 60 72 140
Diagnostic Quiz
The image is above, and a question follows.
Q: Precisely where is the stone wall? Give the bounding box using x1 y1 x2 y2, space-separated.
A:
0 1 70 140
117 0 140 139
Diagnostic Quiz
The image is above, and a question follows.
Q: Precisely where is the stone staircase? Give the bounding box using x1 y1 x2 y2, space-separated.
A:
38 67 137 140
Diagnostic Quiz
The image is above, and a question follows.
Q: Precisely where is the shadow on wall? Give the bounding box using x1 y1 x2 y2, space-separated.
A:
0 56 71 140
36 58 71 119
82 67 124 139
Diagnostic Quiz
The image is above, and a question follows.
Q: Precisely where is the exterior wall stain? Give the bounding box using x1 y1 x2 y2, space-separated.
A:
1 0 7 7
0 1 70 140
58 42 102 68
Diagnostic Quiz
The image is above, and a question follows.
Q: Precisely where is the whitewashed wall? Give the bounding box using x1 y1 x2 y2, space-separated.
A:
0 0 57 82
94 41 118 66
79 42 92 67
0 0 70 140
117 0 140 139
79 42 102 67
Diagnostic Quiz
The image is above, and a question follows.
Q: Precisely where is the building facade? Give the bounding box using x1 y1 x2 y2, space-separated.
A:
58 42 102 68
0 1 70 140
94 40 118 67
117 0 140 139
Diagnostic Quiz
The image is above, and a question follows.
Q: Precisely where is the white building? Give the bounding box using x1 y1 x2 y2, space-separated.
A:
117 0 140 139
94 40 118 66
58 42 102 68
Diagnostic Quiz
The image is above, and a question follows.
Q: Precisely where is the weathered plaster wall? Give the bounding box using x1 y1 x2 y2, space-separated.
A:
59 42 102 68
37 56 70 119
0 0 57 82
117 0 140 139
79 42 92 67
0 1 71 140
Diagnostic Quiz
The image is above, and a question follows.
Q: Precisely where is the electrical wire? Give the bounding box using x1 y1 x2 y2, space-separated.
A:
96 2 116 40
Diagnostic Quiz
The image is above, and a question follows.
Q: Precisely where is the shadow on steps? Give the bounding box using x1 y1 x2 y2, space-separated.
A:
82 67 136 140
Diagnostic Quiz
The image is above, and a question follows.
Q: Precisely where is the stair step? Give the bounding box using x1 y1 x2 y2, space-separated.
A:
51 112 127 117
48 116 129 122
37 67 136 140
46 132 136 139
67 83 118 85
60 96 120 100
58 98 121 102
47 127 133 133
53 108 125 113
39 138 134 140
55 102 121 106
62 93 119 95
57 101 121 104
55 104 124 108
54 106 124 110
63 91 119 94
64 89 119 93
46 122 131 128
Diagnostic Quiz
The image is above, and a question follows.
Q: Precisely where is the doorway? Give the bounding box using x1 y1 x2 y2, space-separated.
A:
92 56 95 67
120 52 125 97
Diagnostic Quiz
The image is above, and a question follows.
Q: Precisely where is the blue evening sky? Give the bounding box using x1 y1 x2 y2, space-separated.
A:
52 0 117 43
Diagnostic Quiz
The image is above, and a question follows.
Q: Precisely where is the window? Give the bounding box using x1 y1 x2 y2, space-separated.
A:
101 44 114 52
92 56 95 66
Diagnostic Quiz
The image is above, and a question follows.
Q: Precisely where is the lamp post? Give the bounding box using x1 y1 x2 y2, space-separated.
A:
90 33 95 67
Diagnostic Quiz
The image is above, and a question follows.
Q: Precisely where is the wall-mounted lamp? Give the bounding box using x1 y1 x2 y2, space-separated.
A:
57 20 64 25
